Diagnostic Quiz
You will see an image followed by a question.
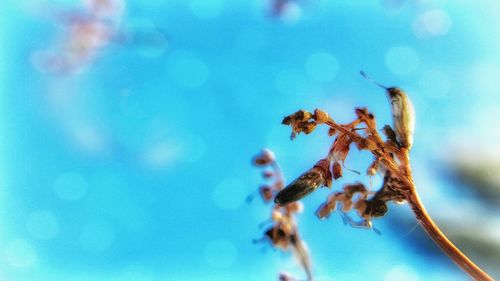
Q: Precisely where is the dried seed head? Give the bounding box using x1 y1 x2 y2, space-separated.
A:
313 109 330 124
253 148 275 166
274 159 331 206
296 121 317 135
282 110 313 125
332 161 342 179
260 185 274 202
282 110 317 139
364 199 388 217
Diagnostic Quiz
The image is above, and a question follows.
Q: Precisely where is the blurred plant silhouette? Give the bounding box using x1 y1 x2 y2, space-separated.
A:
31 0 125 75
251 149 313 281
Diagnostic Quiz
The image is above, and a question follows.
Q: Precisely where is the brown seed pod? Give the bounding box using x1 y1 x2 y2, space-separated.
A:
274 159 331 206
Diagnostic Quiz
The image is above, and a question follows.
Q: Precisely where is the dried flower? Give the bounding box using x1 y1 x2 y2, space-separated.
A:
282 110 317 139
313 109 330 124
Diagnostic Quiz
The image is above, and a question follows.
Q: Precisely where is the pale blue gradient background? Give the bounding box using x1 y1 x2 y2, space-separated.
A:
1 0 499 280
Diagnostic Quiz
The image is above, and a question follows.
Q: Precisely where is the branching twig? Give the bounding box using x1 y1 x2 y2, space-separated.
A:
275 105 493 280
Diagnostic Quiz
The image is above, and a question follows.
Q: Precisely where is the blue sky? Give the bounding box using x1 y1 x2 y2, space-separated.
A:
1 0 499 280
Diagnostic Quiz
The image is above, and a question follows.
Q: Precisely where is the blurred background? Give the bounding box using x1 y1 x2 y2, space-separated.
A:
1 0 499 280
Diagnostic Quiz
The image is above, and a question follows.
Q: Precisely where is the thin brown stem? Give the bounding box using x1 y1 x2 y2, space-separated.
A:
406 189 493 281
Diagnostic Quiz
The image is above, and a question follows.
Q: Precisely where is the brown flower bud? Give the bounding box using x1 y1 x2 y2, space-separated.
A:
328 127 336 136
367 160 379 176
259 185 274 202
313 109 330 124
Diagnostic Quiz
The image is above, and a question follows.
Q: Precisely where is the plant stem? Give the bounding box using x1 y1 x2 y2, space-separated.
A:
406 188 493 281
324 115 493 280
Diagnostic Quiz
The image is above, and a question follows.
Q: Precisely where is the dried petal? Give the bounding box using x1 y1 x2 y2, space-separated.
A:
328 127 336 136
282 110 313 125
355 108 377 129
332 161 342 179
296 121 317 135
316 203 332 219
313 109 330 124
331 134 352 162
355 107 369 118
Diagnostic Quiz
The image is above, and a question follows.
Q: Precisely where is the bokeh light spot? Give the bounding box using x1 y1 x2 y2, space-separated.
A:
281 2 303 24
212 178 247 210
27 210 60 240
385 265 420 281
385 46 420 75
143 140 181 168
420 9 452 36
305 52 339 82
53 172 88 201
204 239 237 268
4 239 37 268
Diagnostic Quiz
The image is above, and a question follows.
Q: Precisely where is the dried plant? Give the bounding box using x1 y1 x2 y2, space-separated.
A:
252 149 313 281
268 72 493 281
32 0 124 74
